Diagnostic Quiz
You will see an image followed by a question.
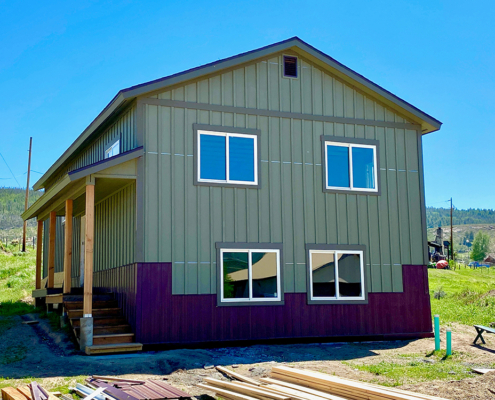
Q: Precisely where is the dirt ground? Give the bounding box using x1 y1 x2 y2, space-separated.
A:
1 314 495 400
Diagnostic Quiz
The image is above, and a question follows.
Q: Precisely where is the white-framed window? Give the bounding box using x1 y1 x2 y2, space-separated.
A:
220 248 281 303
197 130 258 186
105 140 120 159
324 141 378 192
309 249 365 301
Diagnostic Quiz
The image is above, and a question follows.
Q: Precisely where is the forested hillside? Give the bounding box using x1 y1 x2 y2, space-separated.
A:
0 188 43 240
427 207 495 228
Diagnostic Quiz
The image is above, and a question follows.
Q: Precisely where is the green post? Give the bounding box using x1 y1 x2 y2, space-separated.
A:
434 314 440 351
446 328 452 356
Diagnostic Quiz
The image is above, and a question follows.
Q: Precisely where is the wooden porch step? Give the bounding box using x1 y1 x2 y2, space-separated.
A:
71 316 127 328
64 300 119 310
67 308 122 319
74 324 133 336
85 342 143 355
63 294 115 302
93 333 135 345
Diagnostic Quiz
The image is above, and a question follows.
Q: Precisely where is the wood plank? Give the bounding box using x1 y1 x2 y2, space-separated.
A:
264 384 336 400
35 220 43 290
271 367 445 400
2 388 27 400
197 384 262 400
46 295 64 304
203 378 289 400
16 387 32 400
85 343 143 355
84 184 95 316
233 383 306 400
216 366 261 386
48 211 56 289
472 368 495 374
63 199 73 294
260 379 347 400
29 383 43 400
91 376 145 385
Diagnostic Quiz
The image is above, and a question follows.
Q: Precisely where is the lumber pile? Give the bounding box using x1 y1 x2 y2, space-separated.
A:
198 365 451 400
2 376 190 400
1 383 60 400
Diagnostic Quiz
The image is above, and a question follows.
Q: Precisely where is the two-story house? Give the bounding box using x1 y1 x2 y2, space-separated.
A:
23 37 441 355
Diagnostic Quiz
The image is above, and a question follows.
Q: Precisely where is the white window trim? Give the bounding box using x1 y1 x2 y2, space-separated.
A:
105 139 120 159
220 248 281 303
197 130 258 186
308 249 365 301
324 141 378 192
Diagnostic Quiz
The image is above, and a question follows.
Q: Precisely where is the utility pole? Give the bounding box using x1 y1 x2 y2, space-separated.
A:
22 137 32 252
450 197 454 261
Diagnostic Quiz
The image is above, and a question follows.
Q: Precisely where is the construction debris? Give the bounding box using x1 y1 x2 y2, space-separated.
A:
199 365 451 400
2 376 190 400
86 376 190 400
1 384 59 400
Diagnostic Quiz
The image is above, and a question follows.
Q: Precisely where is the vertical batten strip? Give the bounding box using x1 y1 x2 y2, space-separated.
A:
47 211 56 288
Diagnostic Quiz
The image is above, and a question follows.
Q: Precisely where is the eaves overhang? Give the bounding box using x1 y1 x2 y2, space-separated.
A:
33 37 441 191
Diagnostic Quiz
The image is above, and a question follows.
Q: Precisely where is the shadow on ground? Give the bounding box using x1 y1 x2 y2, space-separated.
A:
0 314 412 379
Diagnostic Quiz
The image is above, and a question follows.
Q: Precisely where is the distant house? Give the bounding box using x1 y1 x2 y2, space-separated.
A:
23 37 441 354
484 254 495 266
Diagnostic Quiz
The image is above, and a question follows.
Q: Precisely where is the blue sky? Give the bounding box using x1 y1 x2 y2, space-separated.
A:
1 0 493 209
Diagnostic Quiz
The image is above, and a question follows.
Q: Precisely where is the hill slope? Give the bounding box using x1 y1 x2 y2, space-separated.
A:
0 187 43 242
426 207 495 228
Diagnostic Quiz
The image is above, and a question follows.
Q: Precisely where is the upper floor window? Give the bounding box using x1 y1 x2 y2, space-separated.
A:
321 136 379 195
195 125 260 188
105 140 120 159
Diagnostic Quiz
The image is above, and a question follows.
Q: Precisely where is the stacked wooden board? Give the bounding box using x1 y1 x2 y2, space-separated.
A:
199 365 451 400
1 383 59 400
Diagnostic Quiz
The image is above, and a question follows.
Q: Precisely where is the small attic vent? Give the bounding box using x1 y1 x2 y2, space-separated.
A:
283 56 298 78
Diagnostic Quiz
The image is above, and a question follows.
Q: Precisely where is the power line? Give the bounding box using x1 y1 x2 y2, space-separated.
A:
0 153 21 187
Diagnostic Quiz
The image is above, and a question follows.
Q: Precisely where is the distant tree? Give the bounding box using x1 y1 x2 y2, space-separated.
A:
470 231 490 261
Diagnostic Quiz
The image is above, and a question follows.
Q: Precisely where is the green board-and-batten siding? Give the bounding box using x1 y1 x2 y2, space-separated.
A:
45 105 138 191
140 52 426 295
94 182 136 272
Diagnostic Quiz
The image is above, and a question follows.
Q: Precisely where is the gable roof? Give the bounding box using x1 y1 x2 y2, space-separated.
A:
33 36 441 191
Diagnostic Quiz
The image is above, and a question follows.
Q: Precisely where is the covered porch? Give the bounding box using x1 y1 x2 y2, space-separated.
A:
23 148 143 354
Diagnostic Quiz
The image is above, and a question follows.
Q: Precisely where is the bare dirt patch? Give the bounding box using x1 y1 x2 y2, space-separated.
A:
0 315 494 399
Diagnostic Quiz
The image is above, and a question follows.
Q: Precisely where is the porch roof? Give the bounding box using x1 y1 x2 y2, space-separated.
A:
23 147 142 221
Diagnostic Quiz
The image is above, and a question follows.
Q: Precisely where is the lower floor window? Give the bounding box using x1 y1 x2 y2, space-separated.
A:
221 248 281 303
309 249 365 301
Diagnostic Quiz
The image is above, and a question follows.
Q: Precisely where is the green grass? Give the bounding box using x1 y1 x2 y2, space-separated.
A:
0 375 87 394
345 350 490 386
0 245 38 316
347 356 472 386
428 267 495 326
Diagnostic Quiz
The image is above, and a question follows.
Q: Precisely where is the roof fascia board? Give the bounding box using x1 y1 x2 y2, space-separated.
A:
33 93 129 190
68 146 143 182
289 44 441 133
22 175 72 220
123 38 440 133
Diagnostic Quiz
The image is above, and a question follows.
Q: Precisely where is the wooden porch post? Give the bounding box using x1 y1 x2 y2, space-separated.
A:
63 199 73 294
83 183 95 317
35 220 43 290
47 211 56 288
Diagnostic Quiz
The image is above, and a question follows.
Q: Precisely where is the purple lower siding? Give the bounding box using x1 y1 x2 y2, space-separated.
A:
94 264 138 333
120 263 433 345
